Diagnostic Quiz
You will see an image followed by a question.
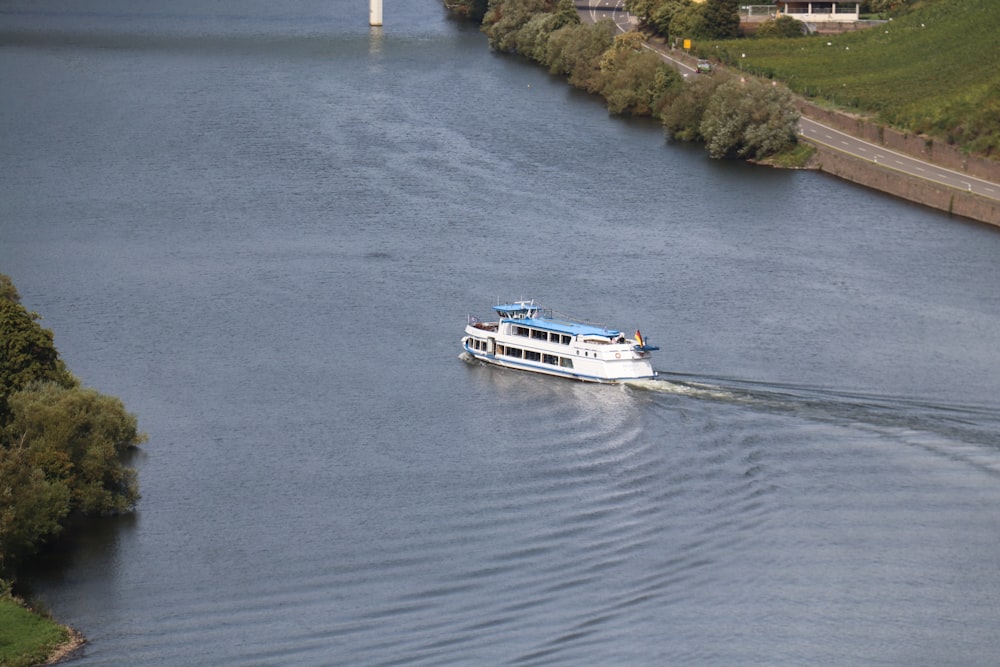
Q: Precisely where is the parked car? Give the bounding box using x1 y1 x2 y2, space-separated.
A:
696 59 712 74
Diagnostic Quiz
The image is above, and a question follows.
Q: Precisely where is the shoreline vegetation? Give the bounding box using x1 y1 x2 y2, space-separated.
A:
442 0 999 169
464 0 806 163
1 273 145 665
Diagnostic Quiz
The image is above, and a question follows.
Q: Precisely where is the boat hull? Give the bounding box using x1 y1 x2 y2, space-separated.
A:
462 325 656 384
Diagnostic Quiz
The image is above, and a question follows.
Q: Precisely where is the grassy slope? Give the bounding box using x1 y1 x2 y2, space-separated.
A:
0 595 69 667
701 0 1000 152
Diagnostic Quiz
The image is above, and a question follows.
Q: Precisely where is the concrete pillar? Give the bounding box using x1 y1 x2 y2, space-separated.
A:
370 0 382 26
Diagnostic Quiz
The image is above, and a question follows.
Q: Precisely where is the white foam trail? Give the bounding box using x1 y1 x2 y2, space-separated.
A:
624 378 735 400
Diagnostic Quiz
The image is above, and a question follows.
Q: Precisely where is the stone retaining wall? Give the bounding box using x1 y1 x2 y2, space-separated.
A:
812 146 1000 228
798 100 1000 183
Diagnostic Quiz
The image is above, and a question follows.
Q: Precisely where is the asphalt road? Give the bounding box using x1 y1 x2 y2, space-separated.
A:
798 119 1000 199
578 0 630 28
575 2 1000 202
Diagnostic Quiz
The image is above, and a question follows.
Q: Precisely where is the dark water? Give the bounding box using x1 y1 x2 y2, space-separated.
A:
3 0 1000 664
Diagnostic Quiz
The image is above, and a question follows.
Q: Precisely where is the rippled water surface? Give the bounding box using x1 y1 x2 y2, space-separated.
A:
3 0 1000 664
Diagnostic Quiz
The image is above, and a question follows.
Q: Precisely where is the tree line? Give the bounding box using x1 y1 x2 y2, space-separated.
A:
446 0 801 161
0 274 144 581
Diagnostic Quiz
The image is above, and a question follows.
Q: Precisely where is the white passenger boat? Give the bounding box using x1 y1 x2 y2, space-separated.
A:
462 300 658 383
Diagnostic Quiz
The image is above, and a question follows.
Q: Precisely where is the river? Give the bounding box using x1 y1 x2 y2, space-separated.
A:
3 0 1000 664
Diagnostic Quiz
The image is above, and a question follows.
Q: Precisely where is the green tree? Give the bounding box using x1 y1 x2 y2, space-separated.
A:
545 21 616 91
483 0 556 51
669 3 706 42
624 0 658 22
0 275 20 305
0 299 75 427
0 273 144 579
482 0 579 60
702 0 740 39
0 436 72 573
504 0 579 61
700 78 800 159
649 0 691 40
661 73 722 142
598 34 682 116
8 383 142 517
624 0 692 40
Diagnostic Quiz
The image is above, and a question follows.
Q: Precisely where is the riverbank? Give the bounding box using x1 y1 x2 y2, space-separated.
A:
41 629 85 666
638 39 1000 227
0 593 84 667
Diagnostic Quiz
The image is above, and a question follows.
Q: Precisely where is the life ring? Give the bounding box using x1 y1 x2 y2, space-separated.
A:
615 352 621 359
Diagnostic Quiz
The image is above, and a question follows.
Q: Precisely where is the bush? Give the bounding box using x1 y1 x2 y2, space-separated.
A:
661 74 722 142
546 21 616 91
597 33 683 115
754 15 806 38
700 78 800 158
482 0 578 53
8 383 142 516
0 300 75 425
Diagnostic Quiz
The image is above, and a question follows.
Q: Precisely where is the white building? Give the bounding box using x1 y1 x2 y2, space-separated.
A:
776 1 861 22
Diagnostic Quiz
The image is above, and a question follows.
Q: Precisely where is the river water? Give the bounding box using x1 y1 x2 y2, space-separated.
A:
3 0 1000 664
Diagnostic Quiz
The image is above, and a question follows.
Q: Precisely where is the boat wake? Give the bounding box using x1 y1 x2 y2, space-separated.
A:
463 358 1000 466
623 377 736 401
631 371 1000 477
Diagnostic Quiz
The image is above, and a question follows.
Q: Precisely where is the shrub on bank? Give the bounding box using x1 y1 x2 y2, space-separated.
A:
701 78 800 159
753 16 807 39
0 274 145 579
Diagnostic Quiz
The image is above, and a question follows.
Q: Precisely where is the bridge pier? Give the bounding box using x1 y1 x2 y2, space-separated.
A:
370 0 382 26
